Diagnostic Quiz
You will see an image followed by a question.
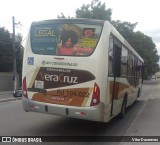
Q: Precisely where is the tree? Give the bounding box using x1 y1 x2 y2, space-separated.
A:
15 33 23 76
58 0 112 20
112 21 159 78
58 1 159 78
0 27 23 74
57 13 73 18
57 12 66 18
0 27 13 72
111 20 138 40
132 32 159 78
76 0 112 21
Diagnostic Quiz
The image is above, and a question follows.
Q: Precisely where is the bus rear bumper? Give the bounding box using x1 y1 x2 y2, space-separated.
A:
22 97 105 122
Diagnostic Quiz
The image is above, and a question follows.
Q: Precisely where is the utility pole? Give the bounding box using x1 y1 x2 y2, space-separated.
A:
12 16 17 90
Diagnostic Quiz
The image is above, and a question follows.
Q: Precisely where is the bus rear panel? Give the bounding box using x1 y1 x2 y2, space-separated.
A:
22 19 105 122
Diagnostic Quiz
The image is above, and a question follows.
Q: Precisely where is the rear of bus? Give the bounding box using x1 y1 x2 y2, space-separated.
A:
22 19 105 122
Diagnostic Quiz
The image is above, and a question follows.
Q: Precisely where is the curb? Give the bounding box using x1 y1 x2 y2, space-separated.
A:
0 97 22 103
0 92 12 95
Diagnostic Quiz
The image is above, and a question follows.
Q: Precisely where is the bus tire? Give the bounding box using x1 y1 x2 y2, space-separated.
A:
119 95 127 118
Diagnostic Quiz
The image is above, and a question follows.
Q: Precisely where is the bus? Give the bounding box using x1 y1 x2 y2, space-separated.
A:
22 19 144 122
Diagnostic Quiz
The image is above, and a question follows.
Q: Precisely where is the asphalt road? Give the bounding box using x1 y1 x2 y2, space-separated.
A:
0 80 160 145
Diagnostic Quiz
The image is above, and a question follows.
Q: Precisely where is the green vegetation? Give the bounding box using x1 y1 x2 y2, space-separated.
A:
0 0 159 80
112 21 159 78
58 0 160 78
0 27 23 74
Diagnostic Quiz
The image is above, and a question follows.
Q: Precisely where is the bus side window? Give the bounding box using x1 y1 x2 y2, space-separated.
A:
134 57 138 77
132 55 135 77
121 47 128 76
109 36 114 75
138 60 142 78
113 39 122 77
128 52 132 76
114 44 121 77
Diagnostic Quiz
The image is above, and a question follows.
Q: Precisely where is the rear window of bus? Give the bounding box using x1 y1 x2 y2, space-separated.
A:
31 22 102 56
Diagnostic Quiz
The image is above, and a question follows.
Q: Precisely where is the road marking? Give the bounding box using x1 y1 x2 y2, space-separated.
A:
123 98 148 136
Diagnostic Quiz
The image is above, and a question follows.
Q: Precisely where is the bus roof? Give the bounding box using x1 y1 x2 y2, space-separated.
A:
31 18 105 26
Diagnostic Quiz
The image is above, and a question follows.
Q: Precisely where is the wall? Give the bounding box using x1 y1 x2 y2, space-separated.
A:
0 73 19 91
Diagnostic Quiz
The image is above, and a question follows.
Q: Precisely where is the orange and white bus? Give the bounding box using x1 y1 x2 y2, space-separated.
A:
22 19 144 122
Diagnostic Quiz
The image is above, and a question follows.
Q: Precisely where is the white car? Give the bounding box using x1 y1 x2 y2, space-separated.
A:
150 75 156 80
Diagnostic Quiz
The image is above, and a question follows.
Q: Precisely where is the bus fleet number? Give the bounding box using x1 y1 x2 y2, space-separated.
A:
57 90 89 98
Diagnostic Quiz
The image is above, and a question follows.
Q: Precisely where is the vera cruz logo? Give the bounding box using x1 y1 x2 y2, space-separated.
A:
32 67 95 89
40 72 78 84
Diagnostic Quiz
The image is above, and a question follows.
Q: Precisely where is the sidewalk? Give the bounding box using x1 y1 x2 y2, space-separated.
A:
0 91 21 103
0 91 12 95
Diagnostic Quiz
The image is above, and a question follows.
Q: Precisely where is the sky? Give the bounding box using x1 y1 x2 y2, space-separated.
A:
0 0 160 54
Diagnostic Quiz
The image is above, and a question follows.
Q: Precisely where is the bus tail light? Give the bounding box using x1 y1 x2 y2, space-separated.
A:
22 77 28 98
90 83 100 106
